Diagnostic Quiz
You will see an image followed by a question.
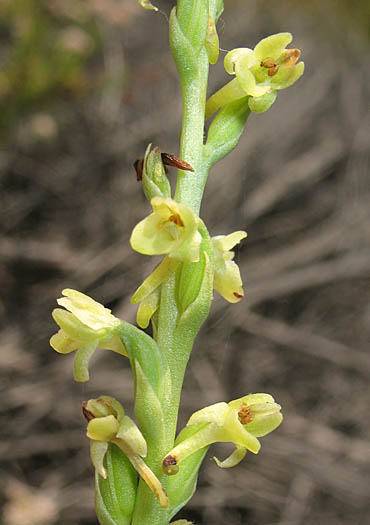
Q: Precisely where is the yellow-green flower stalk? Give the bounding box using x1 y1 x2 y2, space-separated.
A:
206 32 304 118
50 289 126 381
49 2 303 523
162 394 282 474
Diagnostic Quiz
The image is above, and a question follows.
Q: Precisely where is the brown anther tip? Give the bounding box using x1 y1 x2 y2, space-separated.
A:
238 402 254 425
260 57 276 69
282 49 300 67
161 153 194 172
233 292 243 299
267 65 279 77
163 455 177 467
169 213 184 227
162 455 179 475
134 158 144 181
82 402 95 422
261 57 280 77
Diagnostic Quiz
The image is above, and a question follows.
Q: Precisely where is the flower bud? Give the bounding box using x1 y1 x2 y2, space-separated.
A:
141 144 171 201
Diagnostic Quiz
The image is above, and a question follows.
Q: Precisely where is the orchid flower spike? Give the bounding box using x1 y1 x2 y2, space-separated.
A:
206 32 304 117
50 289 126 382
84 396 169 509
162 393 282 473
212 231 247 303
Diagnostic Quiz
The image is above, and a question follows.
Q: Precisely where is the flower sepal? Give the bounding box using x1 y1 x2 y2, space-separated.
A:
212 230 247 303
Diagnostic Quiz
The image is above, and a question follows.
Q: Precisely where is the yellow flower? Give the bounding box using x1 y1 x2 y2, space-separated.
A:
212 231 247 303
85 396 168 508
50 289 126 381
206 32 304 117
162 393 282 473
130 196 202 263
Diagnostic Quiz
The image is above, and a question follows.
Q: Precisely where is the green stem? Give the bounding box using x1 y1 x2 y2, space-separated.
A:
174 46 210 214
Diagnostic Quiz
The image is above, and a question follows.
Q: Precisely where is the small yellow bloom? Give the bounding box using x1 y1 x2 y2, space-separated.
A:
162 393 282 473
130 196 202 263
206 32 304 117
85 396 168 509
50 289 126 381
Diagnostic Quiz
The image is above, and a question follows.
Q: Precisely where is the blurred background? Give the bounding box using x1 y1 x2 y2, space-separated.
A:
1 0 370 524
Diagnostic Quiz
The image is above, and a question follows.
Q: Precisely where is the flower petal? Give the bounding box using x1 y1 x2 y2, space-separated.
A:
229 393 276 410
87 415 120 442
271 61 304 90
136 289 160 329
213 445 247 468
213 259 244 303
131 257 180 304
224 48 254 75
58 289 119 330
187 402 229 426
73 341 98 382
90 440 109 478
212 231 247 253
116 415 147 458
50 329 80 354
223 408 261 454
52 308 100 342
248 90 277 113
253 32 292 61
235 58 270 97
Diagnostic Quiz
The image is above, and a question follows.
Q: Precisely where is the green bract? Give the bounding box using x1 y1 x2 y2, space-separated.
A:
162 393 282 473
50 289 127 381
212 230 247 303
130 196 202 263
206 32 304 117
141 144 171 201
